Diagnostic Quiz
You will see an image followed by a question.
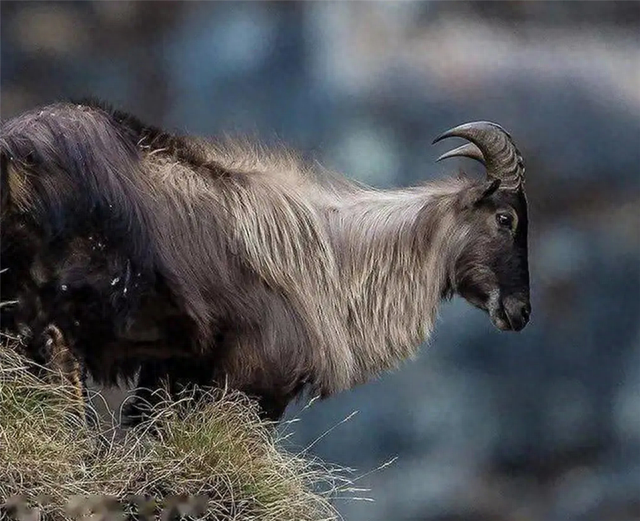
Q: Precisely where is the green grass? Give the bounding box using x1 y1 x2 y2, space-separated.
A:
0 338 356 521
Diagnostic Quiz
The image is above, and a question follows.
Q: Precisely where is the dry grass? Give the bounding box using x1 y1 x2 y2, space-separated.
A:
0 339 356 521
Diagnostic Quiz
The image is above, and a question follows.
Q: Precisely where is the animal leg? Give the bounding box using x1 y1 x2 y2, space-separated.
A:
256 394 289 423
122 359 172 427
123 357 214 427
41 324 87 420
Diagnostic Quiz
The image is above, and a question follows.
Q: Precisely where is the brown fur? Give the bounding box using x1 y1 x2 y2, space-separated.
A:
0 100 530 421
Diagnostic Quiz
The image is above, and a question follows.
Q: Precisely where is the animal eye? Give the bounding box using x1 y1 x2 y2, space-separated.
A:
496 213 513 228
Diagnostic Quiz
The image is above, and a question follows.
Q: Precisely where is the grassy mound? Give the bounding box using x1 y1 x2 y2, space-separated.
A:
0 339 351 521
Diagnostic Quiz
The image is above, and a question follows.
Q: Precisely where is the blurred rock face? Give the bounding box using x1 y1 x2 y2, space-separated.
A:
2 2 639 520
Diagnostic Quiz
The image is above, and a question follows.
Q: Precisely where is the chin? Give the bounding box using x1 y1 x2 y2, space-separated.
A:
490 313 514 331
489 308 527 332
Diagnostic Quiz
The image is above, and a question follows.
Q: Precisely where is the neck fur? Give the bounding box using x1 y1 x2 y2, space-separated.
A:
321 180 465 383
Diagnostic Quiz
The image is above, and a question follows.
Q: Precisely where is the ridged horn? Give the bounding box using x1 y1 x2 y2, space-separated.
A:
432 121 524 190
436 143 485 164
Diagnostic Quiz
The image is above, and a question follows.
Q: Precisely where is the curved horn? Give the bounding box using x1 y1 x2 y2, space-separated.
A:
432 121 524 190
435 143 485 164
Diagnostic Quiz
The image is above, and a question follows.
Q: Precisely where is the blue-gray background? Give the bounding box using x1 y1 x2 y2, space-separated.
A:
2 2 639 520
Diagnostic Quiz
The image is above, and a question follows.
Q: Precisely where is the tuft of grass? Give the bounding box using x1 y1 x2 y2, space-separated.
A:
0 338 355 521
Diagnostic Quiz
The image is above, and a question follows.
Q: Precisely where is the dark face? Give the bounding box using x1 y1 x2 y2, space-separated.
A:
454 180 531 332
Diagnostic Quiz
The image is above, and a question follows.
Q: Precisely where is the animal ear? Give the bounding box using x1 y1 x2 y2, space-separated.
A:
470 179 501 206
465 179 500 208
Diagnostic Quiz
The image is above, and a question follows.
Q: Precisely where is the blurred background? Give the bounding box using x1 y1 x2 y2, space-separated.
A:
1 1 639 520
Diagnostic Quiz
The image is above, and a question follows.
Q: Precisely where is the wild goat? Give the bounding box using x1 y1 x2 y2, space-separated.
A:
0 100 531 422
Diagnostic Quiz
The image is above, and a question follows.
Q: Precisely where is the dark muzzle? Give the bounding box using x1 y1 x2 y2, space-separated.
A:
490 294 531 332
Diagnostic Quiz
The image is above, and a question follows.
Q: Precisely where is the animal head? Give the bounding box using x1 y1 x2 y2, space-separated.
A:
434 122 531 332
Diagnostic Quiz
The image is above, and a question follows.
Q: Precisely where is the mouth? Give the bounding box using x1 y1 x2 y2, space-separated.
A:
488 299 530 332
489 306 517 331
459 285 530 332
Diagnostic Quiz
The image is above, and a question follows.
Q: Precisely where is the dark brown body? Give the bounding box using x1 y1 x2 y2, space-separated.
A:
1 100 531 424
0 100 305 421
